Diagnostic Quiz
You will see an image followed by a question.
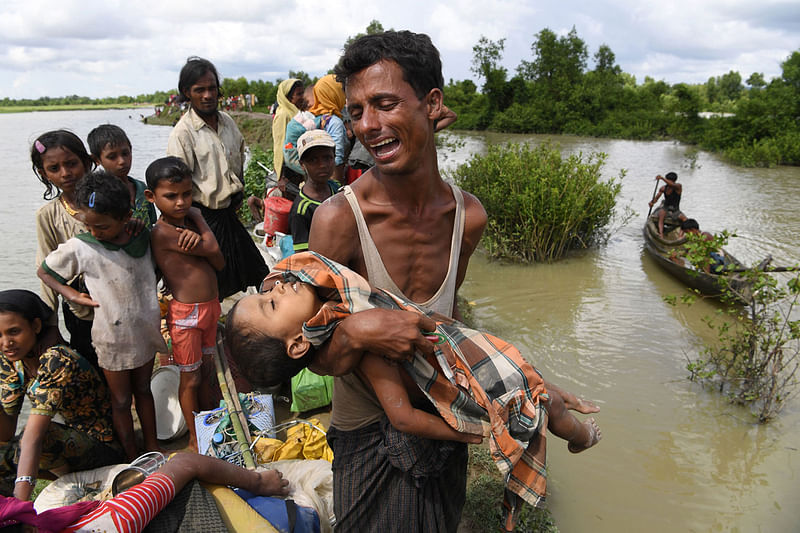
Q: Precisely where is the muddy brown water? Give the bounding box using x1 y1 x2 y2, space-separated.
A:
2 111 799 531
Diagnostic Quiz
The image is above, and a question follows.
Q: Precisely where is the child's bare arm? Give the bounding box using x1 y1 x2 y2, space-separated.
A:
184 208 225 270
360 354 482 444
153 216 224 271
36 266 98 307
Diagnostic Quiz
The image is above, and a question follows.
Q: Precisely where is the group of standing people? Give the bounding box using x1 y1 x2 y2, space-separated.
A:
0 29 603 532
0 54 284 531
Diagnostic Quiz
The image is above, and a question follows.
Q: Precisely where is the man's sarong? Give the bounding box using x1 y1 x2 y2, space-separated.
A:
196 201 269 299
327 418 467 532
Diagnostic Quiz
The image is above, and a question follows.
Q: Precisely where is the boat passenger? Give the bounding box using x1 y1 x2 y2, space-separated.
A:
648 172 687 237
0 289 123 500
0 452 289 532
680 218 726 273
30 131 99 371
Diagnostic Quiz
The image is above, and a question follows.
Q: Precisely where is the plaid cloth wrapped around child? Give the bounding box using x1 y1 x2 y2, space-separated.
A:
266 251 550 521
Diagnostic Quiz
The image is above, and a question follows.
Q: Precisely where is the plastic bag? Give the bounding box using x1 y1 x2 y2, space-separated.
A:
290 369 332 412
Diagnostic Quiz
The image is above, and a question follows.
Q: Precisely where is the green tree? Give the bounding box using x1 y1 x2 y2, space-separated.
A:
718 70 743 101
344 19 389 48
517 27 588 131
288 70 313 88
746 72 766 89
470 36 510 113
593 44 621 75
705 76 720 104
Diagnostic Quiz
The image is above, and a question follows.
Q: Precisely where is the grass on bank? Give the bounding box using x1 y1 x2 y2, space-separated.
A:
461 446 558 533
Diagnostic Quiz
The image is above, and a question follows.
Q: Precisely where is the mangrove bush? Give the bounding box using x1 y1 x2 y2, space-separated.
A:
671 233 800 422
451 143 625 262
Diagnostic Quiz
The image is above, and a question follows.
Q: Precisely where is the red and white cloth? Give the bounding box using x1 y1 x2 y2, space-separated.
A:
64 473 176 533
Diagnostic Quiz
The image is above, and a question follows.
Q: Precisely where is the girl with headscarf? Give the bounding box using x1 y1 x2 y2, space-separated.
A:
284 74 349 183
272 79 304 178
0 290 122 500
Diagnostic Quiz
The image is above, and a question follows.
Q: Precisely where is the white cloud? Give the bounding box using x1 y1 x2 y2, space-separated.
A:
0 0 797 98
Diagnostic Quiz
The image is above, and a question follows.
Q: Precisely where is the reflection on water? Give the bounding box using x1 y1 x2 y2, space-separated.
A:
446 131 800 532
2 115 799 531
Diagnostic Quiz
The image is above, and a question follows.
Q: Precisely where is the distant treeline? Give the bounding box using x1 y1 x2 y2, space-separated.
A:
0 69 320 114
0 93 172 107
443 28 800 167
4 22 797 167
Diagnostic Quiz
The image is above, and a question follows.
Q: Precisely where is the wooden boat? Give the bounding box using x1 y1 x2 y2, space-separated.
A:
642 216 753 302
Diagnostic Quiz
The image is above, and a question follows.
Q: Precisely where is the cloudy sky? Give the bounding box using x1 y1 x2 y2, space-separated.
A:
1 0 798 99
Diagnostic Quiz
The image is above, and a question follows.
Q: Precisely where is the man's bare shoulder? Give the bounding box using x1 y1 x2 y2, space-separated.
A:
461 189 488 241
308 191 358 264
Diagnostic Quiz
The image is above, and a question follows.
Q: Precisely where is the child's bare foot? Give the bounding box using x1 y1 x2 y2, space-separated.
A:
563 396 600 414
568 417 602 453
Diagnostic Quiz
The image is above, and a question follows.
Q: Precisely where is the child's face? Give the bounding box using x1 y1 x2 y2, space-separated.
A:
147 177 193 222
237 280 323 345
97 142 132 180
289 85 305 108
0 311 40 363
80 209 130 244
301 147 335 185
39 146 87 194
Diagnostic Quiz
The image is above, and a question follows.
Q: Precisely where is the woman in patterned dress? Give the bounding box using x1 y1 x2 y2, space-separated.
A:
0 290 123 500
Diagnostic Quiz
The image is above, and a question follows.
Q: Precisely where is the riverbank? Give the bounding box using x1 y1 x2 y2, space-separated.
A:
145 107 274 151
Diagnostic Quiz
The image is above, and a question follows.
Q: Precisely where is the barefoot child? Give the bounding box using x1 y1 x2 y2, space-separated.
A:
37 172 167 461
30 130 99 370
226 251 602 528
145 156 225 452
88 124 157 233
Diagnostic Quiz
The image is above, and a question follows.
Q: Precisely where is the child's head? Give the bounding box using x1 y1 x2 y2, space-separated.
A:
0 289 53 362
665 171 678 182
297 130 336 184
87 124 133 180
30 130 95 200
681 218 700 234
144 157 194 220
225 279 323 388
75 171 132 242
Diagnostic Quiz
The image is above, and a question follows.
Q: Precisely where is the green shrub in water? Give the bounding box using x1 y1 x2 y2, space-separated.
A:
668 231 800 422
451 143 625 262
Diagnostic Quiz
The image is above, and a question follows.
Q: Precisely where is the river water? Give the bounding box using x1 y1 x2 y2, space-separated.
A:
2 110 799 531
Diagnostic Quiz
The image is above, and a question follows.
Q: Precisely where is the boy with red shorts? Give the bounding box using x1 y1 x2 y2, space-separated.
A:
145 156 225 451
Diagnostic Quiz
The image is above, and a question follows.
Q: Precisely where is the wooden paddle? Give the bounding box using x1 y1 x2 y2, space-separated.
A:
647 175 660 218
